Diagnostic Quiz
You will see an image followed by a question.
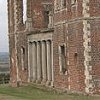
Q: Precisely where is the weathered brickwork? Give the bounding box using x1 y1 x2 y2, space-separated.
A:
90 19 100 94
7 0 100 94
53 21 85 93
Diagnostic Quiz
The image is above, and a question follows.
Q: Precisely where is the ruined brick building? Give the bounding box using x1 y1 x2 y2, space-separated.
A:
7 0 100 94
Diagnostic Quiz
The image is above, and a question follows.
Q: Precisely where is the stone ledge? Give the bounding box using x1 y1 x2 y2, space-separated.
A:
27 28 54 35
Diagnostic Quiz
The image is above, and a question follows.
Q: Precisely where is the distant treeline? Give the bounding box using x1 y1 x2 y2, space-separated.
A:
0 73 10 84
0 52 9 74
0 52 9 63
0 52 10 84
0 67 9 72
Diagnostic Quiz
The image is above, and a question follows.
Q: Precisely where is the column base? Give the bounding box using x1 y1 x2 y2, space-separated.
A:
41 80 46 85
51 81 54 87
29 77 33 82
46 81 51 86
36 80 41 84
28 78 31 82
32 79 36 83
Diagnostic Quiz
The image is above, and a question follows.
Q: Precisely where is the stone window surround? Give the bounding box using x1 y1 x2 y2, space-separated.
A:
42 2 54 28
54 0 67 12
71 0 77 7
54 0 78 13
58 43 67 75
61 0 67 9
23 0 27 23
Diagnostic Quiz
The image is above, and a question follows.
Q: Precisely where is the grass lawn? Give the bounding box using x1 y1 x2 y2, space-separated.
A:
0 84 100 100
0 94 26 100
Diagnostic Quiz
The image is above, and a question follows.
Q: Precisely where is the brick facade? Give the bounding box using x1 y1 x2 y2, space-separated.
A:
7 0 100 94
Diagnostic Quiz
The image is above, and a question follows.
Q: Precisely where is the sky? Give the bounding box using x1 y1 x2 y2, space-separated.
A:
0 0 9 52
0 0 27 52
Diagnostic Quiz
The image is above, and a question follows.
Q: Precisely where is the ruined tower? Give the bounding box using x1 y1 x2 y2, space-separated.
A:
7 0 54 87
8 0 100 94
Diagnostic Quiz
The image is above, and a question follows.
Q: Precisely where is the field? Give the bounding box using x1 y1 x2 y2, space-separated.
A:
0 52 9 74
0 85 100 100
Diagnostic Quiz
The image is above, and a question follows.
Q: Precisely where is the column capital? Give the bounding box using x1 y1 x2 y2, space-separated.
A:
41 40 46 43
46 40 51 44
37 41 41 44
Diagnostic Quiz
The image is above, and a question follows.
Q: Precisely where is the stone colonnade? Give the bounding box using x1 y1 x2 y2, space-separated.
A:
28 40 53 86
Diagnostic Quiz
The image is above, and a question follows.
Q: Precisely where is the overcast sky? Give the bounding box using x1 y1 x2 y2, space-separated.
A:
0 0 8 52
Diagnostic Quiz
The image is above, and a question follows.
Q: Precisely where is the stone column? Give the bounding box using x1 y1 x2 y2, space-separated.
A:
28 42 33 82
41 41 47 84
51 41 54 87
37 41 42 83
32 42 37 82
46 40 52 86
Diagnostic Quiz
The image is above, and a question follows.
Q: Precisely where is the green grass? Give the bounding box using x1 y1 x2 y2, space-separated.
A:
0 94 26 100
0 84 100 100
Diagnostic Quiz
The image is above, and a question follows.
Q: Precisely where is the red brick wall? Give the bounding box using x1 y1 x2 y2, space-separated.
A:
30 0 54 29
90 0 100 17
68 21 85 92
53 24 69 89
53 0 100 94
53 21 85 92
90 20 100 94
53 0 85 93
16 32 28 83
8 0 100 94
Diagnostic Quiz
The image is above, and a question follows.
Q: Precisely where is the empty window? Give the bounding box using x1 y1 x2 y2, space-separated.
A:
62 0 66 8
21 46 25 70
48 11 54 28
44 11 49 28
59 45 66 74
42 3 53 28
74 52 78 67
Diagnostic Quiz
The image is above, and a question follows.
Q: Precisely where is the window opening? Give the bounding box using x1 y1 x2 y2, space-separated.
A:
23 0 27 23
59 45 66 74
21 46 25 70
44 11 49 28
62 0 66 8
